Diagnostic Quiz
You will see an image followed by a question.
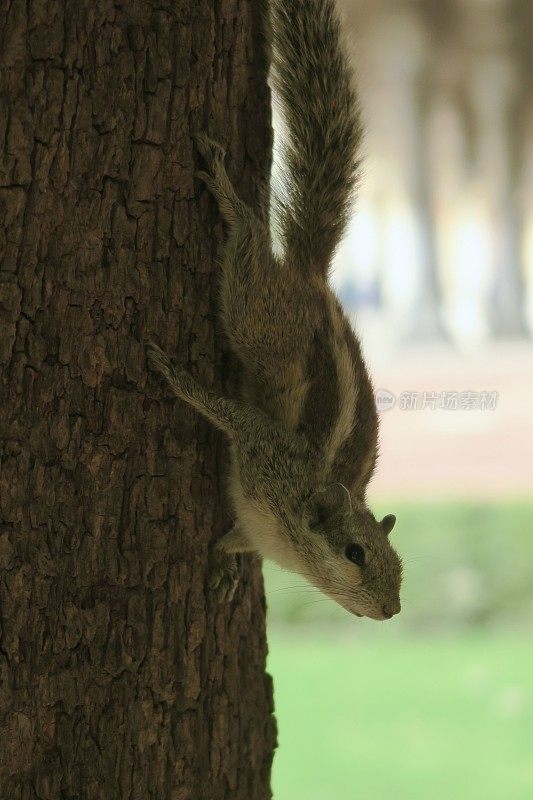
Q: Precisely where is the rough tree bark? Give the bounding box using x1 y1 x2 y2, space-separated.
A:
0 1 275 798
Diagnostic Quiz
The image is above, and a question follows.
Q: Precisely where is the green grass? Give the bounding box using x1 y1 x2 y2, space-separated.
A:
268 631 533 800
264 501 533 799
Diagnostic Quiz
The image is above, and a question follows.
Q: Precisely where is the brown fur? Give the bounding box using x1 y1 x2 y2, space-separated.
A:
146 0 402 619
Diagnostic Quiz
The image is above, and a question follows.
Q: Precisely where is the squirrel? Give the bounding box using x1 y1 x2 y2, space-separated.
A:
147 0 402 621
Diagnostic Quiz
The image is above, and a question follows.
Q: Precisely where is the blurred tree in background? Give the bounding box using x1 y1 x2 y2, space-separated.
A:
335 0 533 345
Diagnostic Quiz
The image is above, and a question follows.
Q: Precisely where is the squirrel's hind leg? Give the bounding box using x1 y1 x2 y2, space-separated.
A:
193 133 276 369
194 133 251 228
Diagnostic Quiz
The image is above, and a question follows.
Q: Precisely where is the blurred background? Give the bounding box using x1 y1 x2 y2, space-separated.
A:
267 1 533 798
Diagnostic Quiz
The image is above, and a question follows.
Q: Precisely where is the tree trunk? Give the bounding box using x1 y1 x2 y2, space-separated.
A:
0 1 275 798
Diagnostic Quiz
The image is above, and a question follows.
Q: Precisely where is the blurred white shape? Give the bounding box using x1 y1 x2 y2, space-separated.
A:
444 198 492 345
383 199 422 313
463 663 492 694
444 566 483 612
333 202 378 287
494 685 529 719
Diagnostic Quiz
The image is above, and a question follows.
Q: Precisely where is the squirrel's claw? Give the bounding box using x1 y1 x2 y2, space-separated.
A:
209 550 239 603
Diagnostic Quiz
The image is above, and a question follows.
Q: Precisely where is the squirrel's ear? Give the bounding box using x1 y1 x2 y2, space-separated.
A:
381 514 396 536
308 484 350 528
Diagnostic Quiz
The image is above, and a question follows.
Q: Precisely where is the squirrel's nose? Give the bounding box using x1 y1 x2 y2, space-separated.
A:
382 601 401 618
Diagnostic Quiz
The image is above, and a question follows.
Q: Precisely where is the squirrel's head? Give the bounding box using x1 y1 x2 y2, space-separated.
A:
299 484 402 621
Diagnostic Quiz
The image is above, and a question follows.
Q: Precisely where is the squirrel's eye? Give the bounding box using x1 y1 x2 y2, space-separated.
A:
345 544 365 566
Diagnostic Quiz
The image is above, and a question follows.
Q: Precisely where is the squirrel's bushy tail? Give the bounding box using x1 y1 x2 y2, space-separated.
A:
271 0 362 277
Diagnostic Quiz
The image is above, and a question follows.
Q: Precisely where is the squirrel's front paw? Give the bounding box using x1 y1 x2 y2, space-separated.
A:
209 549 239 604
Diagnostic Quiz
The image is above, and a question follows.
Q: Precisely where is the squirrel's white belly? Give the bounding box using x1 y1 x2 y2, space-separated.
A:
228 469 302 573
